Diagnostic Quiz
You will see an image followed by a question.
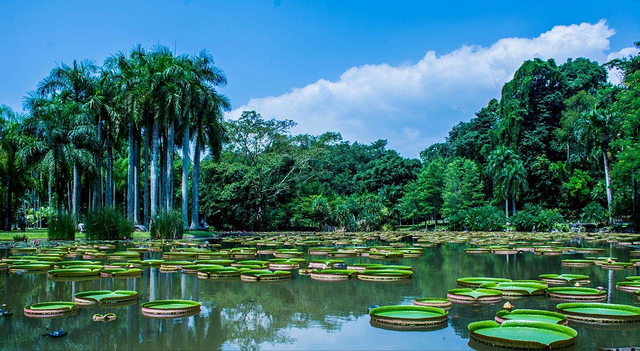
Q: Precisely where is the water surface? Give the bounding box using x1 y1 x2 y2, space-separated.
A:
1 241 639 350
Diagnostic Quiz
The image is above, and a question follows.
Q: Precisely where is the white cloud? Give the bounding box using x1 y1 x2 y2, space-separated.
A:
228 20 624 158
606 46 639 85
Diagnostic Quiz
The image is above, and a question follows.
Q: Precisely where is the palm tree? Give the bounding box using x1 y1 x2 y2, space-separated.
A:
37 59 99 219
191 87 229 229
487 146 527 218
22 94 97 217
176 50 228 228
581 104 623 223
85 70 124 209
0 105 24 230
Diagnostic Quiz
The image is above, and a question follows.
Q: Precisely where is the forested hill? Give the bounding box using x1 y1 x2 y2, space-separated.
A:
1 43 639 233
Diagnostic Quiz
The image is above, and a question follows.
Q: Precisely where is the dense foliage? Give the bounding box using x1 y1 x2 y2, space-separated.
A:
84 207 133 240
47 212 76 240
150 209 184 239
1 42 639 233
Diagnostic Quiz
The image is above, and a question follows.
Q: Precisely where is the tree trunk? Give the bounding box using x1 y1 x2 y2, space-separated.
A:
72 161 80 220
182 124 189 229
48 174 52 215
166 120 175 210
134 134 140 224
127 122 135 218
505 198 509 219
105 136 114 207
150 121 160 220
191 137 200 229
94 120 103 210
633 169 638 227
512 196 516 216
603 149 613 224
159 134 166 211
4 171 11 231
143 129 150 227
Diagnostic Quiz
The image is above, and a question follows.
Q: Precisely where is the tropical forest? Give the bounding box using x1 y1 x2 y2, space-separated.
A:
2 43 640 237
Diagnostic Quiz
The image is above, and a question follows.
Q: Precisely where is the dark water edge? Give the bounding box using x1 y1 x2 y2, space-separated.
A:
0 241 639 350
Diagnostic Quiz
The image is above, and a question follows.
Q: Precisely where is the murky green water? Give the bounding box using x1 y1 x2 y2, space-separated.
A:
1 241 639 350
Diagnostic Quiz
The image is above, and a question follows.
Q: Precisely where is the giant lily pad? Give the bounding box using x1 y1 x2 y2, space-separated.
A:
447 288 502 304
74 290 138 306
357 269 412 282
495 309 568 325
616 281 640 293
369 305 448 328
240 270 291 282
141 299 201 318
480 282 547 296
24 301 78 318
539 274 590 286
413 297 451 310
468 320 576 349
456 277 511 287
546 287 606 301
556 302 640 323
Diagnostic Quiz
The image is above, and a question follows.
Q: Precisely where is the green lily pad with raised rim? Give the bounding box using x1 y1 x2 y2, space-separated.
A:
24 301 79 318
546 287 606 301
457 277 511 287
48 268 101 277
616 281 640 292
413 297 451 309
561 259 595 268
74 290 138 305
447 288 503 304
539 274 590 285
556 302 640 323
141 299 201 318
495 309 568 325
468 320 577 349
480 282 547 296
369 305 448 327
240 269 292 282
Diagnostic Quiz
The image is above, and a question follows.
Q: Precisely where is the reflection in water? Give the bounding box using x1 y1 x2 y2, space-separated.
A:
0 241 639 350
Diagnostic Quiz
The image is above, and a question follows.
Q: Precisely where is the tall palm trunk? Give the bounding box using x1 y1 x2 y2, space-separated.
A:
134 135 140 224
72 161 80 220
127 122 135 218
105 136 114 207
182 125 189 229
159 135 166 211
511 196 516 216
603 148 613 224
143 130 150 227
150 121 160 220
48 174 52 217
4 169 11 231
93 121 103 210
166 120 175 210
505 199 509 219
191 136 200 229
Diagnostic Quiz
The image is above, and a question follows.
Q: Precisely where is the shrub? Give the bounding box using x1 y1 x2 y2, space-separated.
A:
580 202 608 224
84 207 133 240
13 233 27 242
48 212 76 240
448 205 506 231
150 210 184 239
511 204 564 232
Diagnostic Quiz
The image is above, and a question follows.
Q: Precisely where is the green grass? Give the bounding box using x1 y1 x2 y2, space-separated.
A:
0 228 150 241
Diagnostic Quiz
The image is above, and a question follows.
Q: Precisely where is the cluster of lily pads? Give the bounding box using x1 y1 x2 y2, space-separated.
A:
4 229 640 346
366 230 640 349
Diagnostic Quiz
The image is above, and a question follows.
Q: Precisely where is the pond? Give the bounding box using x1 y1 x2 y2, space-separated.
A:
1 239 639 350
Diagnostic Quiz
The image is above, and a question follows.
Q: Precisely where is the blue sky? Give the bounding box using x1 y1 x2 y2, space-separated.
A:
2 0 639 157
